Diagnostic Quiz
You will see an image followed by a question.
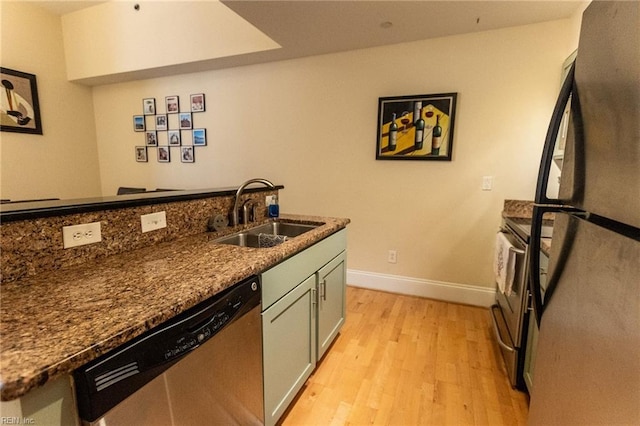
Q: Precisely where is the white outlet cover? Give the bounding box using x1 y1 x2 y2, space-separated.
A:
62 222 102 248
141 211 167 233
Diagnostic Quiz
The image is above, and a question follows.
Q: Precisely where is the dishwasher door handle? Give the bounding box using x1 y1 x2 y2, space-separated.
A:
490 304 515 353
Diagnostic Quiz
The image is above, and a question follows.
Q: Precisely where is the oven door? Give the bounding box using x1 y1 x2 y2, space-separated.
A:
490 228 530 389
494 229 529 346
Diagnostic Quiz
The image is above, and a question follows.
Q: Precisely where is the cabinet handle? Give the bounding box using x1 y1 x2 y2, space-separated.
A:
321 279 327 301
311 287 317 315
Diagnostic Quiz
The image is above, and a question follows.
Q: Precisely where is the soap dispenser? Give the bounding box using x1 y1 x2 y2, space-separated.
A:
268 195 279 220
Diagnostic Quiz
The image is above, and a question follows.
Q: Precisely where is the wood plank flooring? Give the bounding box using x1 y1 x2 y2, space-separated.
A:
281 286 529 425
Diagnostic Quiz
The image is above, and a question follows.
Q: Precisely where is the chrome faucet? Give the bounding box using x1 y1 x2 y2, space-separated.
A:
231 178 275 226
242 198 256 224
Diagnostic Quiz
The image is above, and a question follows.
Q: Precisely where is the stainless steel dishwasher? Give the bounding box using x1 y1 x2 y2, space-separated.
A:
74 276 263 425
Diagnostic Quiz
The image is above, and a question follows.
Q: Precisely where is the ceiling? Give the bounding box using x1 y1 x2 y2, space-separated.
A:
33 0 584 78
220 0 583 63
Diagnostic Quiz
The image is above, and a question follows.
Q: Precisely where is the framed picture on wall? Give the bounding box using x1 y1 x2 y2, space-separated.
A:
135 146 148 162
0 67 43 135
145 131 157 146
192 128 206 146
155 114 167 131
179 112 192 129
190 93 205 112
168 130 181 146
133 115 145 132
166 96 179 114
181 146 195 163
375 92 457 161
157 146 170 163
143 98 156 115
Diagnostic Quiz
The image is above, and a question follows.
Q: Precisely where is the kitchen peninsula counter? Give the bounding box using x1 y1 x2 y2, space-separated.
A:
0 214 349 401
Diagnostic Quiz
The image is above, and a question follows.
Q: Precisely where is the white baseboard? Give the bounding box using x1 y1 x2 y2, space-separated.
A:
346 269 495 307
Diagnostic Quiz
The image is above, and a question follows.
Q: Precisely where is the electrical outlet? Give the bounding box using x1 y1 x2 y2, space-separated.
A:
265 195 277 206
482 176 493 191
141 211 167 233
62 222 102 248
388 250 397 264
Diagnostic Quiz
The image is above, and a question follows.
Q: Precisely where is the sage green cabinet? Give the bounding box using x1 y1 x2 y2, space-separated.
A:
262 274 317 426
261 229 347 426
317 251 346 360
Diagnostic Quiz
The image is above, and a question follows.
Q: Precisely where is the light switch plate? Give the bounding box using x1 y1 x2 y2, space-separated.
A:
141 211 167 233
482 176 493 191
62 222 102 248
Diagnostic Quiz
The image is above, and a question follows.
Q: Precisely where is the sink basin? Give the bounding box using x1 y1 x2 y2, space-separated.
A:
214 221 321 248
246 221 317 238
215 232 262 248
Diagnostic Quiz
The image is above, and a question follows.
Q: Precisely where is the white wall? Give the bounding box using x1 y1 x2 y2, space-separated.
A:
61 0 279 83
0 1 101 201
92 18 579 293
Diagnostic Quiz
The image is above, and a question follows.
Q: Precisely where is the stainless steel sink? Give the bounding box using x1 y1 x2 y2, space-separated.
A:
246 221 317 238
214 221 321 248
215 232 262 248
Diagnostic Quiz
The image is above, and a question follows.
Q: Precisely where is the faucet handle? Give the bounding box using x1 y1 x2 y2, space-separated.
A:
242 198 255 224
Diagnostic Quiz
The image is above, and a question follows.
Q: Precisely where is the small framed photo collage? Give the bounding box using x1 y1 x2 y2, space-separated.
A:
133 94 206 163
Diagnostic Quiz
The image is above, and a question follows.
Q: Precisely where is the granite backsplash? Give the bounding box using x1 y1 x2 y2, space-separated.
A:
0 189 278 284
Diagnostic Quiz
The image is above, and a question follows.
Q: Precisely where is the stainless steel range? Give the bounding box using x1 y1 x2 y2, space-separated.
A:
490 217 553 390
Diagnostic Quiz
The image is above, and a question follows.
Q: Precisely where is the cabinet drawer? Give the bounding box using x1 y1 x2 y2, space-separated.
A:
262 229 346 309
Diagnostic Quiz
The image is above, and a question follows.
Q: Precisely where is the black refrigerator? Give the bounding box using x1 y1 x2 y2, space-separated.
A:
527 1 639 425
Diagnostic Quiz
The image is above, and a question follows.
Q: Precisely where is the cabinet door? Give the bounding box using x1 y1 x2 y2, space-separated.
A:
317 251 346 360
262 275 316 426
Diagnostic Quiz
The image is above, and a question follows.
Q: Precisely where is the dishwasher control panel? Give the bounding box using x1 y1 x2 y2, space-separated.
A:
163 302 237 361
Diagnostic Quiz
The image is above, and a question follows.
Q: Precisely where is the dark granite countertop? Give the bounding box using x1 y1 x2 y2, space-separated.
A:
501 200 553 255
0 214 349 401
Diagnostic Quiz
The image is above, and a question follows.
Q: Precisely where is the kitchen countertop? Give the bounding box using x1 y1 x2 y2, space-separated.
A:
0 214 349 401
503 215 553 256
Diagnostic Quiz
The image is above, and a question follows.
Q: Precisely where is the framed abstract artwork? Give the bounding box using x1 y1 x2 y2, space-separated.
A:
1 67 43 134
376 93 457 161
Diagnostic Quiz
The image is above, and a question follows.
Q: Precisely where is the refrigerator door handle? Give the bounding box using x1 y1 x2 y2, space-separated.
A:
534 61 575 205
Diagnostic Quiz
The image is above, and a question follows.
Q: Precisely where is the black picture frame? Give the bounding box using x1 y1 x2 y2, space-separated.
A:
179 112 192 130
168 130 181 146
155 114 167 131
192 128 206 146
143 98 156 115
133 115 145 132
181 146 195 163
145 130 157 146
157 146 170 163
135 146 148 162
166 96 179 114
190 93 205 112
1 67 43 135
376 93 457 161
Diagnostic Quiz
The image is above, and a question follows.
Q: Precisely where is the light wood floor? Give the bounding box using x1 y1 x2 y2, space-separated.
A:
282 286 529 425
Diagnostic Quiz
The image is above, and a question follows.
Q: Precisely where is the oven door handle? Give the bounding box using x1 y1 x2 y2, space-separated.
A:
508 245 525 256
489 304 515 353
